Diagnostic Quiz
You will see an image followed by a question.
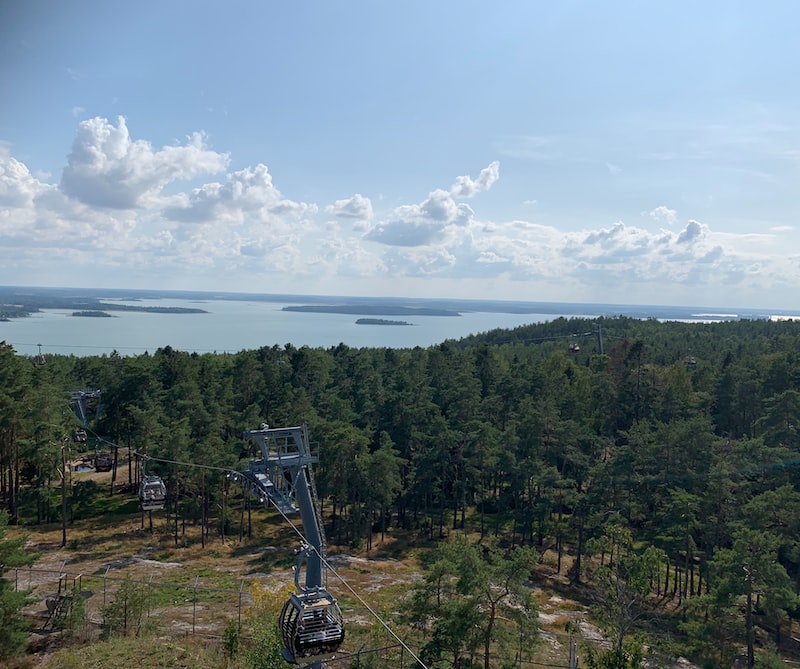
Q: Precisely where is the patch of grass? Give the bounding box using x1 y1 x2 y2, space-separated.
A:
41 633 230 669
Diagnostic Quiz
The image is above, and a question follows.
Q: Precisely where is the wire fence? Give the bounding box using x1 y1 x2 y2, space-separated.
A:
15 566 603 668
15 565 253 637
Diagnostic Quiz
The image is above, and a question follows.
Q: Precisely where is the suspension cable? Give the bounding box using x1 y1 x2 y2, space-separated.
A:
258 488 430 669
78 424 430 669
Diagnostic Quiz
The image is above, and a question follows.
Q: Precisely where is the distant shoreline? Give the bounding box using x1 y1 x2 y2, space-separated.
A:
5 285 800 358
0 285 796 323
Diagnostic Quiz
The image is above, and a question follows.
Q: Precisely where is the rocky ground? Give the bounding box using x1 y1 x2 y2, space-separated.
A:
8 463 701 668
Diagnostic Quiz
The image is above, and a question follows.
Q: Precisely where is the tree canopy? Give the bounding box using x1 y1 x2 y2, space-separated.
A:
3 315 800 665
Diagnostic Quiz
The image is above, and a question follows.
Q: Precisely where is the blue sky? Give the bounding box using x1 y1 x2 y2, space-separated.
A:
2 1 800 309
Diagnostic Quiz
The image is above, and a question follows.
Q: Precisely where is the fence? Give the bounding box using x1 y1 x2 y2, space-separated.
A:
16 565 252 637
15 566 605 668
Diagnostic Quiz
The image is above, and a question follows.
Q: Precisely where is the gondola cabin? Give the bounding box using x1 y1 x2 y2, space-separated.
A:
73 429 87 444
139 475 167 511
279 590 345 665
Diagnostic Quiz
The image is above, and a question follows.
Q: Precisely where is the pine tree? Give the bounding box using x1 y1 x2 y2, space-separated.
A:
0 511 38 659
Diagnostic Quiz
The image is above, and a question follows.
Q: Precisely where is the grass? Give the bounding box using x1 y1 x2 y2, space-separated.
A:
37 633 229 669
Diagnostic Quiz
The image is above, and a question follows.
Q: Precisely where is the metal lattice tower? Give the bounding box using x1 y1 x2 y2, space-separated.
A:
237 424 328 588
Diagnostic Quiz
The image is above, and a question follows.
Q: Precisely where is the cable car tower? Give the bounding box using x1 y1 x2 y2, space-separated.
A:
230 424 344 666
67 389 103 428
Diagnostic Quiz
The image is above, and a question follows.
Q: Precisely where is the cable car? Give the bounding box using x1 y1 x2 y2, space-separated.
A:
279 589 345 664
684 354 697 367
73 429 87 444
568 342 581 354
140 475 167 511
140 473 166 511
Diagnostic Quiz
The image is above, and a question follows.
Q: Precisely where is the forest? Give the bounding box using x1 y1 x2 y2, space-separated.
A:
2 315 800 668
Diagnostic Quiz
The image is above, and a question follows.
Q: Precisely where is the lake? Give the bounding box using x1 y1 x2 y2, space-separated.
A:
0 297 594 357
1 290 790 358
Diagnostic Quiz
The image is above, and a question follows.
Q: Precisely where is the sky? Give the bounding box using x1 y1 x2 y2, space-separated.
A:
2 1 800 309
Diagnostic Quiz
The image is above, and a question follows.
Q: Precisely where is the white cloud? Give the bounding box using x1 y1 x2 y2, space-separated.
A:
450 161 499 197
648 205 678 226
61 116 230 209
325 194 373 220
677 220 705 244
364 163 496 247
366 218 451 247
0 147 54 208
4 118 800 305
165 163 316 224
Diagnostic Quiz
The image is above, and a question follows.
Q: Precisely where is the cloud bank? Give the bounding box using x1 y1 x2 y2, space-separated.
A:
0 118 794 305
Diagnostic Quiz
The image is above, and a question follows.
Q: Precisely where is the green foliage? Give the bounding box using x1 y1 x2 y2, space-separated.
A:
100 576 151 639
0 511 38 660
8 317 800 664
585 525 665 666
405 536 538 669
243 581 290 669
583 639 646 669
223 618 240 663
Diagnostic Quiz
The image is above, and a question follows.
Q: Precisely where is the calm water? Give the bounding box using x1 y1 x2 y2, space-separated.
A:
1 298 589 357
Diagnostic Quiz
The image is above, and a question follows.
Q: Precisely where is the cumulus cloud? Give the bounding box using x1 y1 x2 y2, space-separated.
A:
164 163 316 224
325 193 373 220
0 148 53 208
364 163 497 247
648 205 678 226
366 219 451 247
677 220 705 244
450 161 499 198
61 116 229 209
4 117 800 303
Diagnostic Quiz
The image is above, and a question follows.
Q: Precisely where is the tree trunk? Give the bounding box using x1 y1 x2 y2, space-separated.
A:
746 587 755 669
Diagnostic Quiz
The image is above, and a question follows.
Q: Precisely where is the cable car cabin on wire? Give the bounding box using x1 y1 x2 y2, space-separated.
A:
139 458 166 511
140 475 167 511
280 590 345 664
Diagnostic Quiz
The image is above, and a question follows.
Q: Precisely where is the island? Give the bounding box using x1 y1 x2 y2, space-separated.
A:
72 311 113 318
355 318 414 326
283 305 460 317
95 303 207 314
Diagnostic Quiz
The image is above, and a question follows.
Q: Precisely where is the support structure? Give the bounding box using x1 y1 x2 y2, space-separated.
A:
234 424 327 588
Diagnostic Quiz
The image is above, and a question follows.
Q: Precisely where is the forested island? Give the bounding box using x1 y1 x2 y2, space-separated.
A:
283 304 460 316
2 315 800 668
355 318 413 326
71 311 113 318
